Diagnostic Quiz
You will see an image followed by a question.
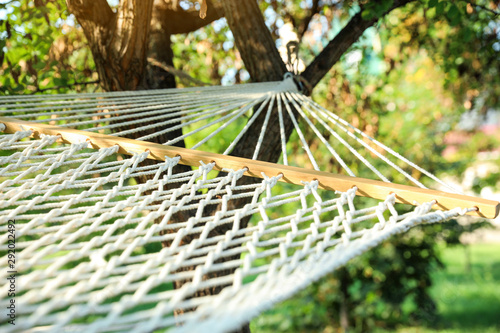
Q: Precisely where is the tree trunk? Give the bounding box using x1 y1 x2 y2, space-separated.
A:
146 0 176 90
67 0 154 91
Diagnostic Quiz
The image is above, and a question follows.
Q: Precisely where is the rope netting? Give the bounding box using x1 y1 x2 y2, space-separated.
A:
0 129 468 332
0 78 460 192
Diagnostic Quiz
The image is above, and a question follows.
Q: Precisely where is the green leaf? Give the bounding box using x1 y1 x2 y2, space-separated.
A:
53 77 65 86
446 4 461 25
462 27 473 42
435 1 446 16
361 9 374 21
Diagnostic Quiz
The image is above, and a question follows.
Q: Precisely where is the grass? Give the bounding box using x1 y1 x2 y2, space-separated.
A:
428 243 500 332
379 243 500 333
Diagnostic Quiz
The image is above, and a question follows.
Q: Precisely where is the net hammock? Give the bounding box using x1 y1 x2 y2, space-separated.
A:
0 77 498 333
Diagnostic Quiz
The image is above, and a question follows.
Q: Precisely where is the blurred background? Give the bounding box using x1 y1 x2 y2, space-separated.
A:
1 1 499 332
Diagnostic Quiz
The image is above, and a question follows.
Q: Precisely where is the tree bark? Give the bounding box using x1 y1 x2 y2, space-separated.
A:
221 0 287 83
67 0 154 91
146 0 177 90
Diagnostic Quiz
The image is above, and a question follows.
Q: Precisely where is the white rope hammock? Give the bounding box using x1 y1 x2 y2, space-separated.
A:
0 78 498 332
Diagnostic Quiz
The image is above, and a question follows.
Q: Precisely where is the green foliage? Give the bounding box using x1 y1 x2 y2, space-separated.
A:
388 1 500 111
0 0 97 95
171 19 242 86
362 1 394 20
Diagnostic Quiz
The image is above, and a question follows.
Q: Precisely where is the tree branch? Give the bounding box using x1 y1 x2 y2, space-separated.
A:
157 0 225 34
65 0 115 35
302 0 416 89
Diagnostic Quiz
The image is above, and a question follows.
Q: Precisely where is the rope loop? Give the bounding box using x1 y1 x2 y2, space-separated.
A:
283 72 313 96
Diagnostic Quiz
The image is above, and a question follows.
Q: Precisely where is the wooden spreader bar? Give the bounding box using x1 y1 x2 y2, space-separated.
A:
1 117 498 219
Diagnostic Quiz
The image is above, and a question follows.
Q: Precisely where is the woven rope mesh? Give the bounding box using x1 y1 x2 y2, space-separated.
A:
0 129 466 332
0 79 461 191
